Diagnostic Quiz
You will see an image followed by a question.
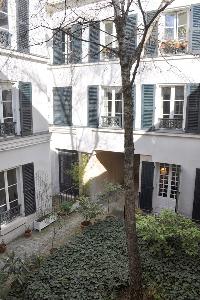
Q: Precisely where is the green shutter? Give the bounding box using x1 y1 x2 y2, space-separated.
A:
19 82 33 136
185 84 200 133
141 84 155 130
132 84 136 129
53 87 72 126
88 86 99 127
125 14 137 59
144 11 158 57
89 21 100 62
53 29 65 65
22 163 36 216
71 24 82 64
17 0 29 53
190 4 200 54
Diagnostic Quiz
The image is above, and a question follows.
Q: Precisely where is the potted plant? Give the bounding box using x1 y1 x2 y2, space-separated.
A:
0 240 6 253
78 196 103 228
24 226 32 238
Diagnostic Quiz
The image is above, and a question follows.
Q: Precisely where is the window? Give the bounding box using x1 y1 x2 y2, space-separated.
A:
0 0 10 48
102 21 118 60
158 163 180 200
65 33 72 64
0 87 16 136
101 87 123 128
160 11 188 55
159 86 184 129
0 168 18 214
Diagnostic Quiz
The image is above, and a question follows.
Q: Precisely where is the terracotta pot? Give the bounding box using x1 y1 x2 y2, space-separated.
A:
80 220 91 229
24 230 32 238
0 243 6 253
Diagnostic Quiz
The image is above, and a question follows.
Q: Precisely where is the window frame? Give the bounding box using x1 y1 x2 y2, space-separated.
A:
101 20 118 60
0 168 19 213
164 9 188 41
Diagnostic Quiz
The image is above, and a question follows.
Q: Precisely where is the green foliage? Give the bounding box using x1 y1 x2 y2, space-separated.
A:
137 210 200 256
69 154 89 193
60 201 74 214
97 181 123 202
78 196 103 221
19 215 200 300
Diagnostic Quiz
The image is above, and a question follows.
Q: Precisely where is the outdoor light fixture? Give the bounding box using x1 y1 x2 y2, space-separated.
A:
160 167 168 175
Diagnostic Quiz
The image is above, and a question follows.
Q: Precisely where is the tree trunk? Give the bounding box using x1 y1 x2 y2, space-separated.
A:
121 65 143 300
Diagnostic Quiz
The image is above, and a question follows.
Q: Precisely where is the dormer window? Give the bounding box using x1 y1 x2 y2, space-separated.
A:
0 0 10 48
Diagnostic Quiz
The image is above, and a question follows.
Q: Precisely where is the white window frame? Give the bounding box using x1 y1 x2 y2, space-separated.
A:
164 9 188 41
101 20 118 60
160 84 186 123
101 86 123 127
64 32 72 64
0 167 19 213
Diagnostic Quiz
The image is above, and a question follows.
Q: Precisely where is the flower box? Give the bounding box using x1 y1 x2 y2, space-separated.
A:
34 214 57 232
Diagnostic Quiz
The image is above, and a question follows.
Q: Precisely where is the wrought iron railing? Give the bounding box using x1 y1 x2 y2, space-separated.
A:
101 116 122 128
0 204 21 225
159 118 183 129
0 122 16 137
59 186 79 205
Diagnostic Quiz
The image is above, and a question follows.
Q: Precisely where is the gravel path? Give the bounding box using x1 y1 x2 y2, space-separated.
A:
0 213 82 267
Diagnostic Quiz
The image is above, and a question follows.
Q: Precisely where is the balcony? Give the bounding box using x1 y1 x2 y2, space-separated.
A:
159 118 183 130
101 116 122 128
160 40 187 56
0 122 16 137
0 204 21 225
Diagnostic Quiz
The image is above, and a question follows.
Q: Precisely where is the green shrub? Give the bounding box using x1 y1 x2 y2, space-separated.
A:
137 210 200 256
78 196 103 221
60 201 74 214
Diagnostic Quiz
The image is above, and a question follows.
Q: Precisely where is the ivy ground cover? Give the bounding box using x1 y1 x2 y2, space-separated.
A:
22 216 200 300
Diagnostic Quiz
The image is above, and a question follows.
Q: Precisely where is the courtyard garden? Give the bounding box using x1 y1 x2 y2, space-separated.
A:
1 209 200 300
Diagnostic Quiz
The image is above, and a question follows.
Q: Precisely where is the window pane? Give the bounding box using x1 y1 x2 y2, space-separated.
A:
108 101 112 115
0 188 6 206
116 91 122 100
7 169 17 186
10 200 18 209
178 26 187 40
105 89 112 100
2 90 12 101
178 12 187 26
105 22 113 46
174 101 183 115
0 1 8 13
115 101 122 114
165 28 174 40
0 172 4 189
162 87 171 100
165 14 175 27
0 12 8 28
8 185 18 202
163 101 170 115
3 101 13 119
175 86 184 100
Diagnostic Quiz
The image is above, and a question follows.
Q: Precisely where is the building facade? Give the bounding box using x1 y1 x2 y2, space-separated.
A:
0 0 51 242
47 0 200 220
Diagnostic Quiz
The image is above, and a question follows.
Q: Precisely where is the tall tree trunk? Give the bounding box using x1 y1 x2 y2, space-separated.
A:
121 65 143 300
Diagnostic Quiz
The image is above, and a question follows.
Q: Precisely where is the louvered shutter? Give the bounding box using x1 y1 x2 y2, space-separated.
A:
185 84 200 133
59 150 79 193
139 161 154 211
132 84 136 129
53 29 65 65
190 4 200 54
17 0 29 53
19 82 32 136
144 11 158 57
88 86 99 127
53 87 72 126
192 168 200 221
22 163 36 216
125 14 137 59
71 24 82 64
89 21 100 62
141 84 155 130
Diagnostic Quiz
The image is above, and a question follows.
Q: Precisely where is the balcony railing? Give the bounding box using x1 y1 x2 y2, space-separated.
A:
0 122 16 137
160 40 187 56
159 118 183 129
101 116 122 128
0 204 21 225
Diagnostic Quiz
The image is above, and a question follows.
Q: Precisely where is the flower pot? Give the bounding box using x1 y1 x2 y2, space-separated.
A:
34 214 57 232
80 220 91 229
24 230 32 238
0 243 6 253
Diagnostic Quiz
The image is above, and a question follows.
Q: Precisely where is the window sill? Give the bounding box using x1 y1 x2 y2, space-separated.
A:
0 216 25 235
